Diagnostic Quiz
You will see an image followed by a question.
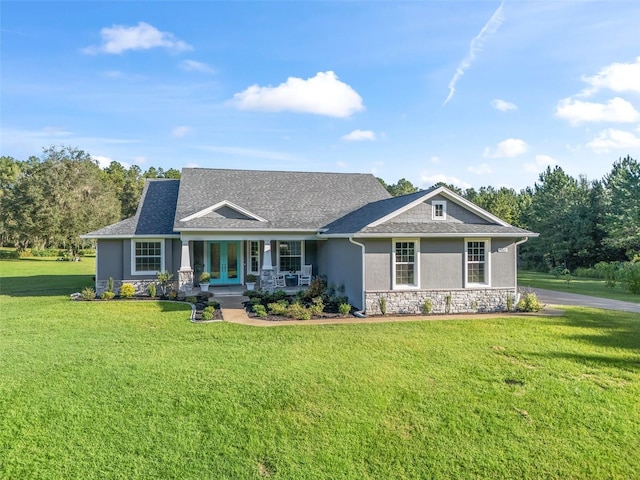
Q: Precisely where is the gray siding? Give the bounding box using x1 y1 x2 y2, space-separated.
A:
322 238 363 309
392 195 490 225
490 238 516 287
421 239 464 289
362 239 391 290
97 239 123 282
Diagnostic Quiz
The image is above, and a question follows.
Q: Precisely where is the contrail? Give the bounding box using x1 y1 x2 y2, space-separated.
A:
444 1 505 105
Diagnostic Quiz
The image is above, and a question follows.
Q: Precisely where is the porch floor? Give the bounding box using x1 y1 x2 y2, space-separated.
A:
195 285 307 297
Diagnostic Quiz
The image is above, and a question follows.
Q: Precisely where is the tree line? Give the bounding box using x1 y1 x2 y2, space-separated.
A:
1 146 638 272
379 155 639 271
0 146 180 251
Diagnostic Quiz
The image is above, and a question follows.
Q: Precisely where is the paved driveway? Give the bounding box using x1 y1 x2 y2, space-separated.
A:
530 288 640 314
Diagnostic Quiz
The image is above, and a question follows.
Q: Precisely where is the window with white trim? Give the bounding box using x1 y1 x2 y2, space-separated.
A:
393 239 419 288
432 200 447 220
466 239 490 286
248 241 260 274
278 241 302 272
131 239 164 275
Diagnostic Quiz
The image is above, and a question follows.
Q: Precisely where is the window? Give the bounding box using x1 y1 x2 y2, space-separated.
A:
393 239 419 288
432 200 447 220
248 241 260 274
466 239 490 286
131 239 164 275
278 241 302 272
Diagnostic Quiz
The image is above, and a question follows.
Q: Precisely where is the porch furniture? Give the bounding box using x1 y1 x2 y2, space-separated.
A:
274 273 286 289
298 265 312 286
285 274 298 287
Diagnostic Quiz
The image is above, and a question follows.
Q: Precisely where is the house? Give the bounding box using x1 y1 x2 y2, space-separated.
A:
82 167 538 314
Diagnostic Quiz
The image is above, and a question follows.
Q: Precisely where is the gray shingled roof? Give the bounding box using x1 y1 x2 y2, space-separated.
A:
321 188 436 233
83 179 180 237
358 223 535 236
174 168 391 230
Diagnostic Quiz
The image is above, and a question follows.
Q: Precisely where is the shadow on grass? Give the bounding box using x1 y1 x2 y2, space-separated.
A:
547 308 640 353
0 275 94 297
528 350 640 372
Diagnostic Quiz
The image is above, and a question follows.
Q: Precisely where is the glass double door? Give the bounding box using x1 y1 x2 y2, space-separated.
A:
207 241 241 285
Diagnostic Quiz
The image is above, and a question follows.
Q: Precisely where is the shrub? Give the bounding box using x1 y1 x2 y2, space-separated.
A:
622 262 640 295
378 296 387 315
338 303 351 317
517 292 543 312
156 270 174 296
252 304 268 318
186 295 197 303
199 272 211 283
201 310 214 320
309 297 325 316
268 300 289 316
506 293 514 312
209 301 220 309
287 302 311 320
119 283 135 298
106 277 114 293
81 287 95 301
245 273 258 283
100 291 115 300
0 249 19 259
203 305 215 314
421 298 433 314
148 283 157 298
445 294 452 314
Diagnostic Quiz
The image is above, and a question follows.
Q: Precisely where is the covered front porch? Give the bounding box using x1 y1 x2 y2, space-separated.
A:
176 236 320 294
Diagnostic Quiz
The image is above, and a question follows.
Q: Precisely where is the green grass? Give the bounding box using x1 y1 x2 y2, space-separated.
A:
519 270 640 304
2 259 640 479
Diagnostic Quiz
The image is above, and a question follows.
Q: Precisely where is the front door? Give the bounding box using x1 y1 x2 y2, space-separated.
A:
208 241 241 285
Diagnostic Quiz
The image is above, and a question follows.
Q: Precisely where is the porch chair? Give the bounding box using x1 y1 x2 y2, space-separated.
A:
273 273 287 289
298 265 312 286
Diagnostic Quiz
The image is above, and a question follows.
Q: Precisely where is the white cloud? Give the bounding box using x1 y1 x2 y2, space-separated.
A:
483 138 529 158
179 60 216 75
491 99 517 112
342 129 376 141
230 71 364 118
444 1 505 104
92 155 115 169
171 126 191 138
555 97 640 125
431 156 441 163
524 154 555 173
467 163 493 175
586 128 640 153
83 22 192 55
581 56 640 96
420 172 471 189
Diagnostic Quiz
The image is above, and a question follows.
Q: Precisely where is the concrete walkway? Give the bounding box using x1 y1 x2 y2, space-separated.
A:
213 295 563 327
530 288 640 314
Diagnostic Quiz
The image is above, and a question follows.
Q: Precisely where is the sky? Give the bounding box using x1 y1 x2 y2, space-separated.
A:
2 0 640 190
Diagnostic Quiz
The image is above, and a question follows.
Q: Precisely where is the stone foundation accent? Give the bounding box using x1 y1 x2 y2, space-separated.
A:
365 288 517 315
178 270 194 295
260 269 275 291
96 279 178 297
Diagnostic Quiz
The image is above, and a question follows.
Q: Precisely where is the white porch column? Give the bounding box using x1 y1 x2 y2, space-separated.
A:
262 240 273 270
178 240 193 293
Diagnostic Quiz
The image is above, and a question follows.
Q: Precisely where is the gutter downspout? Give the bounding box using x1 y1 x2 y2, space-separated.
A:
514 237 529 301
349 237 367 317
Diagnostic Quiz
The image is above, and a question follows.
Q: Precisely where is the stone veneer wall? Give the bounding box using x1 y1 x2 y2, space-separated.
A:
365 288 517 315
96 279 179 296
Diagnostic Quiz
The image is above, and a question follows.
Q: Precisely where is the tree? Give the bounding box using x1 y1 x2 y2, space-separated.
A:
3 146 120 251
602 156 640 257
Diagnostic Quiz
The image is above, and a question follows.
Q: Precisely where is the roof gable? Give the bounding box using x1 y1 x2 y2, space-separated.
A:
180 200 267 222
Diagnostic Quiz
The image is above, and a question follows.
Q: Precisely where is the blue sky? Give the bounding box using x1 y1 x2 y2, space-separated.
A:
2 1 639 190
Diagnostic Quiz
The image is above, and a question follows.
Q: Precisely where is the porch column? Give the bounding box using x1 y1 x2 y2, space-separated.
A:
261 240 274 290
178 240 193 293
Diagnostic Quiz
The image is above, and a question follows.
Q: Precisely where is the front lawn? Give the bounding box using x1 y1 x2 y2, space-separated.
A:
2 259 639 479
519 270 640 304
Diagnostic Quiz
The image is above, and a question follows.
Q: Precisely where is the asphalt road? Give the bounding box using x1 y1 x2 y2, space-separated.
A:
530 288 640 314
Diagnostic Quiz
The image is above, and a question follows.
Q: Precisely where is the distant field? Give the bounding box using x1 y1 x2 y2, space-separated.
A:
518 270 640 304
2 258 639 479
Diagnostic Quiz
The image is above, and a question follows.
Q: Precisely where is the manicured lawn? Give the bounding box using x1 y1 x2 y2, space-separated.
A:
519 270 640 304
2 259 639 479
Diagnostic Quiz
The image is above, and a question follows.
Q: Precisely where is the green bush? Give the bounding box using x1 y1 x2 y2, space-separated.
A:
287 302 311 320
81 287 95 301
203 305 215 314
106 277 114 293
338 303 351 316
421 298 433 314
148 283 157 298
622 262 640 294
268 300 289 316
119 283 136 298
201 310 214 320
309 297 325 316
516 292 543 312
100 291 115 300
0 250 19 259
252 304 268 318
186 295 197 303
378 296 387 315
